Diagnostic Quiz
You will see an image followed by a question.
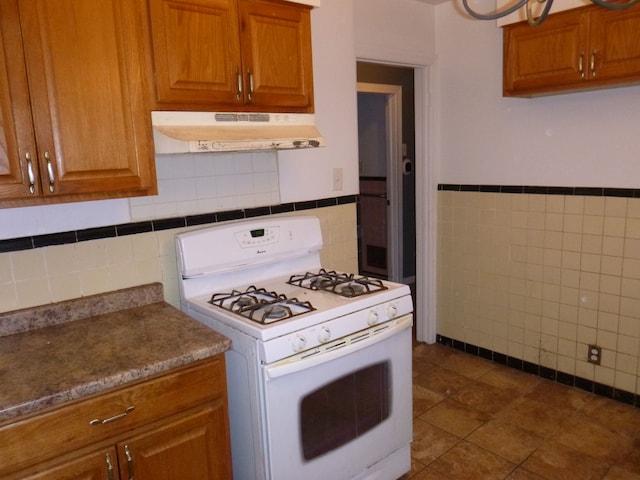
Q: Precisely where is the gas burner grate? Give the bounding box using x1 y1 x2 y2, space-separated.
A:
209 286 315 324
287 269 388 298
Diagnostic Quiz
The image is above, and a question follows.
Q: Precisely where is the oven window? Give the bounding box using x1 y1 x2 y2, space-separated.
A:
300 362 391 461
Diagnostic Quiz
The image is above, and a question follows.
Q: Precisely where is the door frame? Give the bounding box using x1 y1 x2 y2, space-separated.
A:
356 82 403 283
355 61 436 345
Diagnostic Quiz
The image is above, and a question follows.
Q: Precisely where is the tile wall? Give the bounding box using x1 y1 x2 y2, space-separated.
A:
437 187 640 397
0 204 358 314
129 151 281 221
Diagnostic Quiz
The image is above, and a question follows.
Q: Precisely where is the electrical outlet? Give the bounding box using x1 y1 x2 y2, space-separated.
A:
587 344 601 365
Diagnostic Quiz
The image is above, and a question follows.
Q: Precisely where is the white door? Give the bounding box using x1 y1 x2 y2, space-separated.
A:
357 83 403 282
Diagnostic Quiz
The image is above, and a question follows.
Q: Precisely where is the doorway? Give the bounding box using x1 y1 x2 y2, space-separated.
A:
356 63 416 286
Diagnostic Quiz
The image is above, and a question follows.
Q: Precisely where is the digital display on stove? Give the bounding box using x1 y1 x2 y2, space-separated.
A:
250 229 265 238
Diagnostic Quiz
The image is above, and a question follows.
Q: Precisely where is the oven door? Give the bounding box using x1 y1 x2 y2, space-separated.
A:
262 315 413 480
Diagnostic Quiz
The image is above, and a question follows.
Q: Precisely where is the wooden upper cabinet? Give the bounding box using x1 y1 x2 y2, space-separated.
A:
589 6 640 83
503 9 589 96
0 0 40 200
150 0 314 112
149 0 243 107
0 0 157 204
238 0 314 110
503 3 640 97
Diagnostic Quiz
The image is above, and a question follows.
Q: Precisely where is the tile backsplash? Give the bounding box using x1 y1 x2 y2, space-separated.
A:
0 204 357 314
129 151 280 220
437 187 640 397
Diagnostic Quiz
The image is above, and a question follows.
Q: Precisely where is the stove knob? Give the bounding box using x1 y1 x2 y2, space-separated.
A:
318 326 331 343
387 304 398 318
292 334 307 352
367 310 379 326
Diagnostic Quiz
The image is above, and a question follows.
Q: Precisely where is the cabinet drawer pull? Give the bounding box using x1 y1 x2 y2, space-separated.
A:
44 151 54 193
106 453 115 480
578 52 585 79
236 68 243 101
89 405 135 425
125 444 134 480
247 69 254 103
26 152 36 194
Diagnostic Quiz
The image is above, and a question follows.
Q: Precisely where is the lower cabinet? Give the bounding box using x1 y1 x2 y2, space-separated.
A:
1 357 232 480
115 404 232 480
20 447 119 480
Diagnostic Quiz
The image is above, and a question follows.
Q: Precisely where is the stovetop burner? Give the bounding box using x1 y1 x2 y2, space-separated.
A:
209 286 315 324
287 269 388 298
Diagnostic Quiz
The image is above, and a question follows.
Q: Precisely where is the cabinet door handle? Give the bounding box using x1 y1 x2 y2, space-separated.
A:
25 152 36 194
578 52 585 79
105 453 115 480
590 51 597 77
124 444 134 480
236 68 243 101
44 151 54 193
247 69 254 103
89 405 135 425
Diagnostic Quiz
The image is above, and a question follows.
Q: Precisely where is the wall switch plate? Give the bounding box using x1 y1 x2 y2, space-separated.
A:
332 167 343 191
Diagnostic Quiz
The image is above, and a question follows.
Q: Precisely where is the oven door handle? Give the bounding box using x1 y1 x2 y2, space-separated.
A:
264 315 413 380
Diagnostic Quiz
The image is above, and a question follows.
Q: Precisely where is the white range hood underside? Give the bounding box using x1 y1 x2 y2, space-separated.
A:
152 111 325 154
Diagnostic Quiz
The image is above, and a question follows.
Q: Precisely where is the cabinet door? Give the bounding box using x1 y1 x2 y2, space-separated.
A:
239 0 314 111
17 0 156 198
117 404 232 480
503 8 589 96
17 448 120 480
589 4 640 84
149 0 243 108
0 0 40 199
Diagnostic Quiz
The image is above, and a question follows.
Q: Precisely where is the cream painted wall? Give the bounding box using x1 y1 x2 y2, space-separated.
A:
434 2 640 188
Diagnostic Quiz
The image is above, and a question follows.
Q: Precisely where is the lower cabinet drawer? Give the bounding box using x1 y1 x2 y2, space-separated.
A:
0 356 226 476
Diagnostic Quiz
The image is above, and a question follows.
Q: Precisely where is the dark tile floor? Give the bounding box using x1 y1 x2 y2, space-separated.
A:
404 343 640 480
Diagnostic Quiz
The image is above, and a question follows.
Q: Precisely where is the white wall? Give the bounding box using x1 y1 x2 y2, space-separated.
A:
278 0 360 202
353 0 436 66
435 2 640 188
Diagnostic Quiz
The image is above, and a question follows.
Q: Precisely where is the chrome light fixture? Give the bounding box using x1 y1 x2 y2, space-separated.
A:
462 0 640 26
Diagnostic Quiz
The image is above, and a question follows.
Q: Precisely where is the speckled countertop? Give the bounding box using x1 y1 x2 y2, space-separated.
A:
0 283 231 423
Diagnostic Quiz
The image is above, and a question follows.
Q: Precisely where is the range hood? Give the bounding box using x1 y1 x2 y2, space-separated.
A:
151 111 325 154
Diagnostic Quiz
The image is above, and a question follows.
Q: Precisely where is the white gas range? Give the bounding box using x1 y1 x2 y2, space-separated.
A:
176 216 413 480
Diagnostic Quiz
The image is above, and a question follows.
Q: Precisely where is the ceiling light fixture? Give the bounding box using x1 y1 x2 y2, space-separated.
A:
462 0 640 26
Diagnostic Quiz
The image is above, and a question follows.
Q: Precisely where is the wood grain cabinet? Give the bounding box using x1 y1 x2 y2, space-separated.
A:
0 0 157 205
149 0 314 112
1 357 232 480
503 3 640 97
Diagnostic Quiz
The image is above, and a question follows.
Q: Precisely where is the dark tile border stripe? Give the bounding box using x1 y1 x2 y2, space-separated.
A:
436 334 640 409
438 184 640 197
0 195 358 254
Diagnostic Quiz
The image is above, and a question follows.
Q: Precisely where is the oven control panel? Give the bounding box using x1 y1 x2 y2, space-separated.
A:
235 227 280 247
259 294 414 363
